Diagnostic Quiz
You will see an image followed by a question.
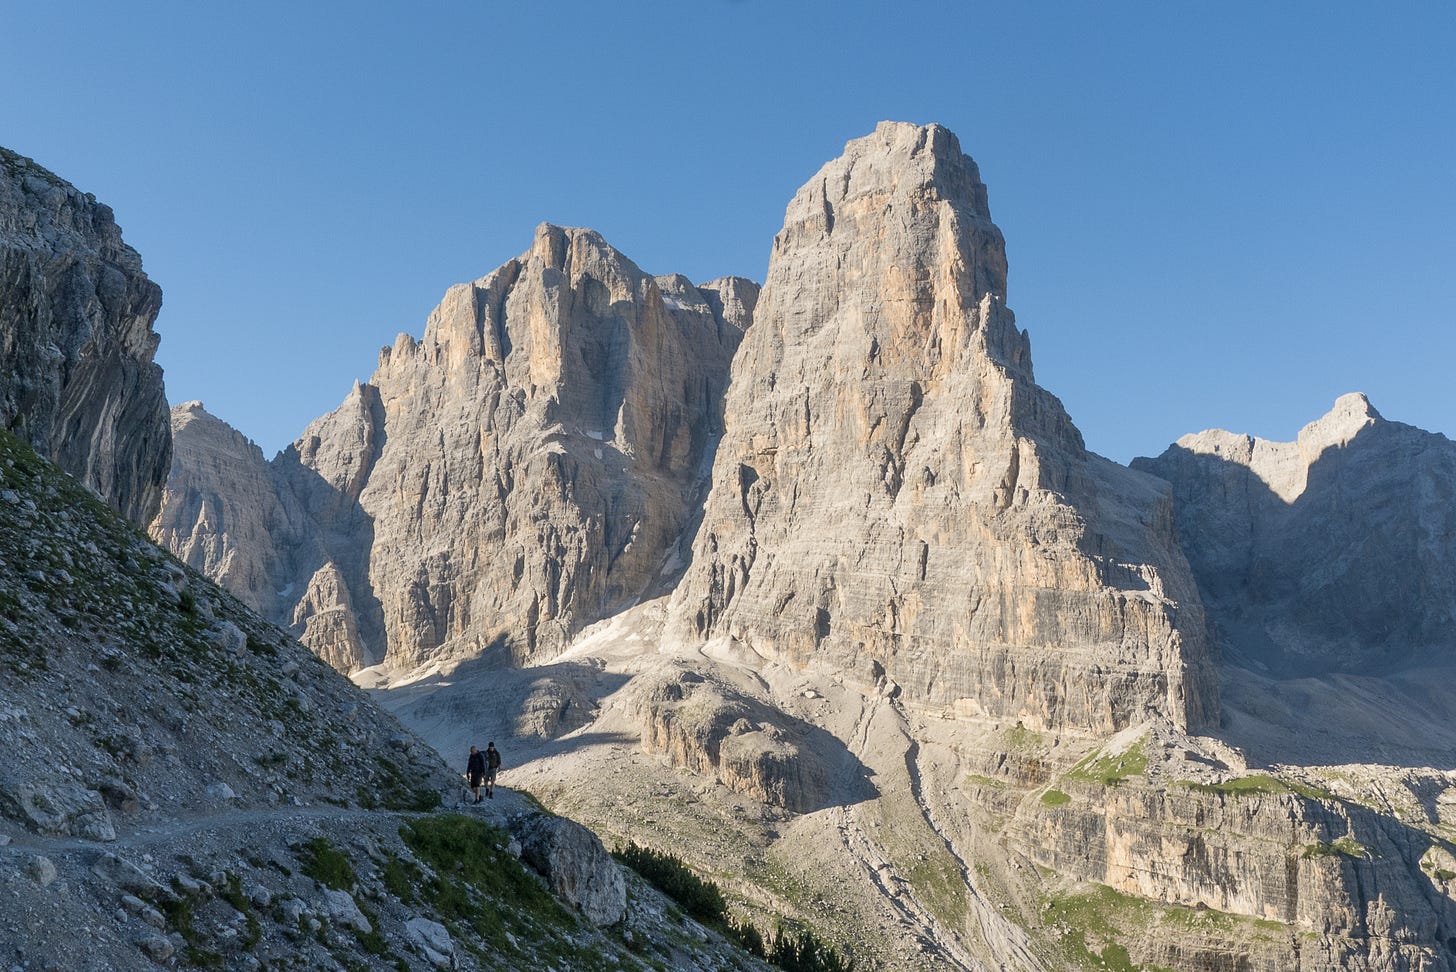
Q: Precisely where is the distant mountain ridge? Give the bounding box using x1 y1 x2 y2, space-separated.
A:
1135 391 1456 677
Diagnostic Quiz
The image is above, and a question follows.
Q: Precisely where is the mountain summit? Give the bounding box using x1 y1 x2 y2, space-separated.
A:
670 121 1216 733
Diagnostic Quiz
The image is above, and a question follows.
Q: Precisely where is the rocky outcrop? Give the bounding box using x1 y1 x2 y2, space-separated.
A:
332 230 754 670
1134 393 1456 676
517 812 628 926
668 122 1216 733
632 666 831 813
0 147 170 527
1006 754 1456 971
153 228 755 673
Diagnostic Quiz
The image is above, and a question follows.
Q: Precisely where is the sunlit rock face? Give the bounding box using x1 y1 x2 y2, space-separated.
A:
0 146 170 527
154 226 755 673
1134 392 1456 677
669 121 1217 733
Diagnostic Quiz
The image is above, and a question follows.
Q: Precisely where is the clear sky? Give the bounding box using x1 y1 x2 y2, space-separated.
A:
3 2 1452 463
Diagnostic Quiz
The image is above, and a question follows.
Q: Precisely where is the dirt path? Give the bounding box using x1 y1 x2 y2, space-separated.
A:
0 795 523 860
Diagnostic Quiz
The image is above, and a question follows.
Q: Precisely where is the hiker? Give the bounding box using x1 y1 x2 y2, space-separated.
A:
467 745 487 803
485 741 502 799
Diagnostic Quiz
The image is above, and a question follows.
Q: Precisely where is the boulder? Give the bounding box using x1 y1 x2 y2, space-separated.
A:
516 813 626 926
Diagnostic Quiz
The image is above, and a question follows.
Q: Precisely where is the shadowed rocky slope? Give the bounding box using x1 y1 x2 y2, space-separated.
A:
0 427 773 972
1 149 770 972
0 147 170 527
1134 392 1456 677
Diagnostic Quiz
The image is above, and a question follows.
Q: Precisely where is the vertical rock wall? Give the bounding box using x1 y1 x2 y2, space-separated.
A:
0 147 171 526
154 226 755 673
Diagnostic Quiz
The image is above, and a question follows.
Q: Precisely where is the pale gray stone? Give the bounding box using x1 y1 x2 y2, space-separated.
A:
319 888 370 933
667 121 1217 733
517 813 626 926
406 917 454 967
0 779 116 841
24 855 56 887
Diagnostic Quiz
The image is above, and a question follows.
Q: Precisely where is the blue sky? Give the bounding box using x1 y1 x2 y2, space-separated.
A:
3 2 1452 462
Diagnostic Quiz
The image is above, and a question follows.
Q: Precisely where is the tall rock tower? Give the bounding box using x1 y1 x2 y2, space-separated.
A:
671 122 1216 732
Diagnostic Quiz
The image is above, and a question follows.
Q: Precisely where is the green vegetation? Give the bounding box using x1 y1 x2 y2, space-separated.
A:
613 841 726 924
1044 882 1288 971
399 814 619 970
1043 884 1170 972
298 837 357 890
218 872 262 949
613 840 853 972
1181 775 1335 802
159 889 224 968
1005 723 1044 751
1065 741 1148 786
1302 837 1365 860
1041 789 1071 807
1436 869 1456 882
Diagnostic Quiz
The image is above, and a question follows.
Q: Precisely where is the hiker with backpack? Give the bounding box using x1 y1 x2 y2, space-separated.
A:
484 741 501 799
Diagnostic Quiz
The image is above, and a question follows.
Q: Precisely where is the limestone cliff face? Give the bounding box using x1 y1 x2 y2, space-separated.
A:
154 227 755 673
0 146 170 526
150 402 295 617
1134 393 1456 676
669 122 1216 733
341 228 755 670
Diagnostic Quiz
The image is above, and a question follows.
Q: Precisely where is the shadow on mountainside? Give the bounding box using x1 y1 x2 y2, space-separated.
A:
371 648 879 815
269 394 391 668
1220 662 1456 770
1134 422 1456 770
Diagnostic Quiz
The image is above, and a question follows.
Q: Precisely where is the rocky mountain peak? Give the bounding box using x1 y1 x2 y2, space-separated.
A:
1137 393 1455 677
155 226 756 673
670 122 1216 733
1297 390 1382 450
771 122 1020 380
1169 392 1386 504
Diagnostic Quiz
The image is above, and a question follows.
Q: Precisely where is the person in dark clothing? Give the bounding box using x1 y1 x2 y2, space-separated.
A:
484 741 501 799
467 745 487 803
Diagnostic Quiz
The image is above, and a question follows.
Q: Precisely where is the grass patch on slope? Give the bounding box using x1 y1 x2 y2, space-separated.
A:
1044 882 1287 971
1065 741 1148 787
400 814 621 971
1180 776 1335 802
